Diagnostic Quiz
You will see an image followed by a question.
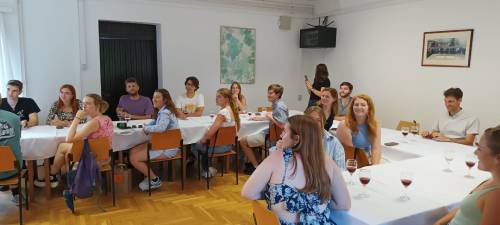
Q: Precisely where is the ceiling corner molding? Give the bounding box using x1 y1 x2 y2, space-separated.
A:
315 0 424 17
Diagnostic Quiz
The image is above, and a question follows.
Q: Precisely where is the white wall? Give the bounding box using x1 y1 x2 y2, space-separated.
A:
313 0 500 132
21 0 81 121
80 0 307 114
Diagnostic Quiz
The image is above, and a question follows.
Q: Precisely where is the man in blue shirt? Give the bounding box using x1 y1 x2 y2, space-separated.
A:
0 92 23 203
240 84 289 175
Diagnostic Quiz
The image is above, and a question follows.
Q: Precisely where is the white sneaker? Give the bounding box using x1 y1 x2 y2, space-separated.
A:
202 167 218 178
34 175 58 188
10 193 26 206
138 177 162 191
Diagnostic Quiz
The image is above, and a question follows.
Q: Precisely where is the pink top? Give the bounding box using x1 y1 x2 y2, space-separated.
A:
88 115 113 148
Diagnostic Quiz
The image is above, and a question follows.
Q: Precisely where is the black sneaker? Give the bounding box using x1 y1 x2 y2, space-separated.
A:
244 163 256 175
0 185 9 192
34 175 59 188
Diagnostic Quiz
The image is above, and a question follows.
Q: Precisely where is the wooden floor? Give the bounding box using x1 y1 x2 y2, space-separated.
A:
0 173 254 225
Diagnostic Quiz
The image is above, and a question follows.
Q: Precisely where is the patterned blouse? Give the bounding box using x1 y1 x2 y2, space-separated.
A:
266 149 336 225
46 100 86 124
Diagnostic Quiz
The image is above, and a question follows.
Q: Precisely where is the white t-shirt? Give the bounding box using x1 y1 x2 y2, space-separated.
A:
218 106 235 127
433 109 479 139
175 92 205 114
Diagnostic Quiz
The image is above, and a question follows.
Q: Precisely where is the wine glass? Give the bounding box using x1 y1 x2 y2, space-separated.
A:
400 171 414 201
346 159 357 185
465 153 477 178
443 149 455 172
410 125 419 141
124 115 131 126
401 127 409 143
358 168 371 198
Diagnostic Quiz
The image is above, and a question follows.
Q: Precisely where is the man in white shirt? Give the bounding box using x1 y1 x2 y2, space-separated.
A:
422 87 479 146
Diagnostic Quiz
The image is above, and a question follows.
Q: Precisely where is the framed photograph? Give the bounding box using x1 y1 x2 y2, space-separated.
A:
421 29 474 67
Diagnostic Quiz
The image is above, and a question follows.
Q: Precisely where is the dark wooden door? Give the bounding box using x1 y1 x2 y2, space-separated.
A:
99 21 158 120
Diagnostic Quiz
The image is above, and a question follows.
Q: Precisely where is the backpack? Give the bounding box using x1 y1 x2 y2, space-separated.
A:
70 139 100 198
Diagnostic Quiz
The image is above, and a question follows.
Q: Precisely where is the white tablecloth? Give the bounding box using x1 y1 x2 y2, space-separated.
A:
331 128 488 225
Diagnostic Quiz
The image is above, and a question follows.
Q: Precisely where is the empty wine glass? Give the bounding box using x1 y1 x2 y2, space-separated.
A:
400 171 414 201
443 149 455 172
358 168 371 198
465 153 477 178
410 125 419 141
346 159 357 185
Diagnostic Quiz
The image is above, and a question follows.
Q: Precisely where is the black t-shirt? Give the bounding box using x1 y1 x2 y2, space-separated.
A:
308 78 331 102
0 97 41 121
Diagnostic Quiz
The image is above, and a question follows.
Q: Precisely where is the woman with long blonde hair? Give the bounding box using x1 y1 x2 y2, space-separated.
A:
191 88 240 178
242 115 350 224
336 94 381 164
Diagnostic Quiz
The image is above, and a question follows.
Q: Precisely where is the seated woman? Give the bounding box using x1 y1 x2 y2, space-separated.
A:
176 76 204 119
129 89 179 191
305 106 346 170
230 81 247 113
46 84 85 126
242 115 350 224
434 125 500 225
336 94 381 165
191 88 240 178
45 94 113 188
317 87 339 130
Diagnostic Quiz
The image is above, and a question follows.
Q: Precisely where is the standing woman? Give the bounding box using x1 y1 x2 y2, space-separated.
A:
230 81 247 113
336 94 381 165
129 89 180 191
305 64 330 108
45 94 113 187
317 87 339 130
47 84 85 127
242 115 350 224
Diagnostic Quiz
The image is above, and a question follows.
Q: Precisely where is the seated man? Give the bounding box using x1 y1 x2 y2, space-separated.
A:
0 93 23 203
336 81 353 120
0 80 40 128
116 77 154 120
422 87 479 146
240 84 289 175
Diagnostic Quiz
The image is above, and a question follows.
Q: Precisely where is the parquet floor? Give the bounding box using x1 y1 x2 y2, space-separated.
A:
0 173 254 225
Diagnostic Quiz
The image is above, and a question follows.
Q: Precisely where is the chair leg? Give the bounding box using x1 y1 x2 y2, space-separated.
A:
205 153 209 190
147 150 151 196
112 163 116 207
18 174 23 225
24 172 29 210
236 147 239 185
181 149 185 191
197 152 201 180
220 158 223 177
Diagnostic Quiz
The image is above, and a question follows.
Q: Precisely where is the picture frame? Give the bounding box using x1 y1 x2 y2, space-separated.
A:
421 29 474 67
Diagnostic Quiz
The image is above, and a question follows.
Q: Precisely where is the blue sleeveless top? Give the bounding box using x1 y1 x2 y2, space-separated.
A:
352 124 371 152
265 149 336 225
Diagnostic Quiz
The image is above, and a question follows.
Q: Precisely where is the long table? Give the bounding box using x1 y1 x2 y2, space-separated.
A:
331 128 488 225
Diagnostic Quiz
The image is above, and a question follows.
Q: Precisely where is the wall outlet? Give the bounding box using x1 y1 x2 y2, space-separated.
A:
298 94 302 101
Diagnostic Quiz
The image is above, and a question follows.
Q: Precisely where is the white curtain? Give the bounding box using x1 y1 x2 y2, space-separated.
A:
0 13 14 91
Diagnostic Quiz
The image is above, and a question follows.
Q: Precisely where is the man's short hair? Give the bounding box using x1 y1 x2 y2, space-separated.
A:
268 84 284 98
340 81 353 91
7 80 23 91
125 77 138 85
443 87 463 99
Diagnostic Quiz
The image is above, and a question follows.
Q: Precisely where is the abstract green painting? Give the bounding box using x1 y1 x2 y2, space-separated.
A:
220 26 256 84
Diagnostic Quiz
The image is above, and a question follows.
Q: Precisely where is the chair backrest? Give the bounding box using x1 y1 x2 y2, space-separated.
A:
70 138 111 162
209 126 237 147
252 200 280 225
269 122 283 143
150 129 183 151
343 145 370 168
0 146 17 172
257 106 273 112
396 120 420 131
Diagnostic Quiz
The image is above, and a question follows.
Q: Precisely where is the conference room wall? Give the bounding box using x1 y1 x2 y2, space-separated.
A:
79 0 308 115
314 0 500 133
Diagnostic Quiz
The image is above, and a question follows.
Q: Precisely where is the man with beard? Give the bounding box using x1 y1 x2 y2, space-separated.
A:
116 77 154 120
336 81 353 120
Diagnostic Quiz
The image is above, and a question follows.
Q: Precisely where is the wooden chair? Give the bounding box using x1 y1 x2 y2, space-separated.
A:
396 120 420 131
198 126 239 189
252 200 280 225
343 145 371 168
147 129 185 196
257 106 273 112
264 122 283 157
0 146 29 225
68 138 116 208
